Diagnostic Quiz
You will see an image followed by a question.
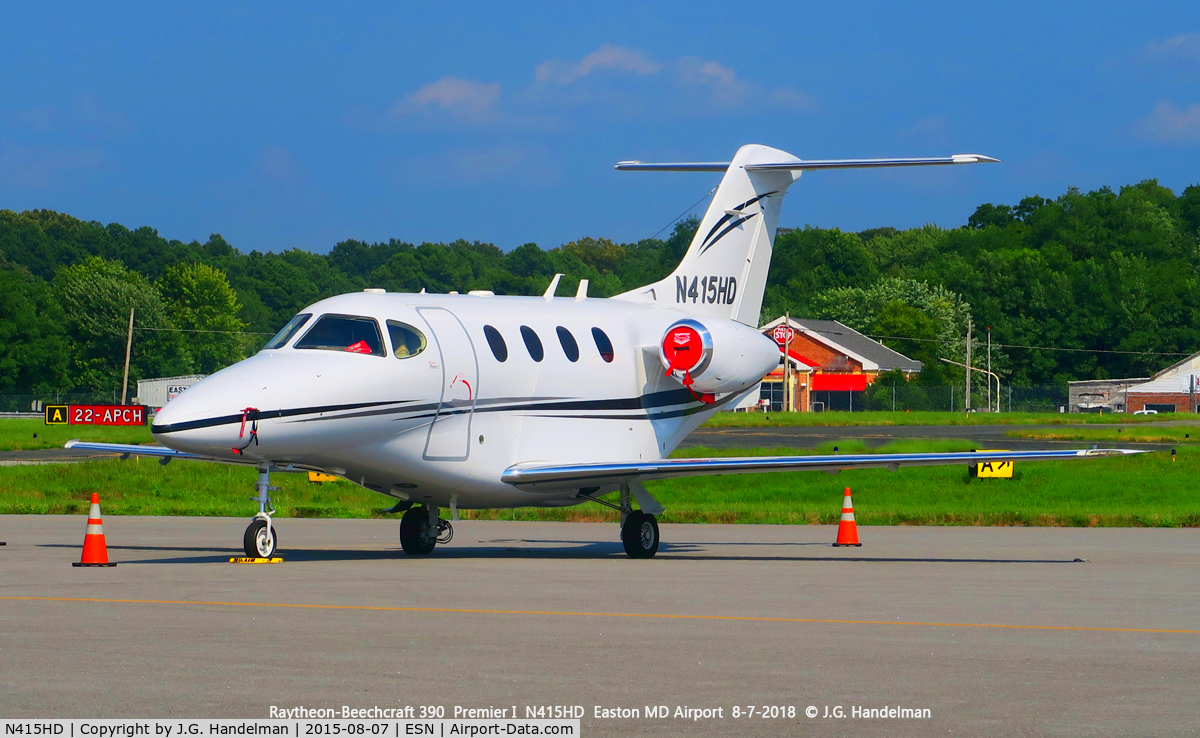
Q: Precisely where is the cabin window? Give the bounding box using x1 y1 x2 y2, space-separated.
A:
483 325 507 362
556 326 579 362
387 321 427 359
520 326 544 362
591 327 615 363
264 313 311 349
294 314 386 356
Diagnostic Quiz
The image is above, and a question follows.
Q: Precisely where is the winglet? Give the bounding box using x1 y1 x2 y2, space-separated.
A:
575 279 589 301
543 273 563 301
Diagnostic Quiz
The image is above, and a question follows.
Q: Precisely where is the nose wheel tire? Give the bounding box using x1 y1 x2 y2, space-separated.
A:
621 511 659 559
400 506 437 555
243 518 278 558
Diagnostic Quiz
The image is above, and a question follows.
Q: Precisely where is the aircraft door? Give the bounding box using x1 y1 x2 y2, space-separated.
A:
417 307 478 461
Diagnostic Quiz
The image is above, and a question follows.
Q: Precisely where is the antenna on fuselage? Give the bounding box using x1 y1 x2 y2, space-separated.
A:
543 274 563 301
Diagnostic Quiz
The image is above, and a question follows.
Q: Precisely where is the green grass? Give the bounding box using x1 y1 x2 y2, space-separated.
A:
0 418 153 450
700 410 1200 428
2 439 1194 527
1006 425 1200 444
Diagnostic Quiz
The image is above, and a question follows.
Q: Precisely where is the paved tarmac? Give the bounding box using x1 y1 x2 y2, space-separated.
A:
2 516 1197 736
0 446 121 465
682 424 1188 451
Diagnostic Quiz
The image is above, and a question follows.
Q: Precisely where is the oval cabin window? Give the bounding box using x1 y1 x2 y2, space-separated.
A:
520 326 544 362
483 325 508 362
591 327 615 363
556 326 579 362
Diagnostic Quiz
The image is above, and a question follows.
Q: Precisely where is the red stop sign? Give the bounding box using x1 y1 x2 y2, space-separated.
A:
663 325 704 372
772 325 794 344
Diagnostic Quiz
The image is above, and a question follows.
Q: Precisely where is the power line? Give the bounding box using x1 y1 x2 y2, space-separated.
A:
863 333 1191 357
135 326 274 336
647 187 716 241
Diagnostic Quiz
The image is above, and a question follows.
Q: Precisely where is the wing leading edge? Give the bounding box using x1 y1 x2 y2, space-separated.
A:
64 440 262 466
502 448 1147 492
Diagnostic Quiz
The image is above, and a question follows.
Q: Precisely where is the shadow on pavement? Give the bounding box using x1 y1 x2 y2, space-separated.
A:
40 541 1086 565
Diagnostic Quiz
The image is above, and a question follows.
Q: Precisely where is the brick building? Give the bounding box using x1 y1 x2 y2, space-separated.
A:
1078 350 1200 414
1126 372 1198 413
756 318 923 411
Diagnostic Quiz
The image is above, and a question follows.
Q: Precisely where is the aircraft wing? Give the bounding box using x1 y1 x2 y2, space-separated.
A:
64 440 255 465
501 448 1147 492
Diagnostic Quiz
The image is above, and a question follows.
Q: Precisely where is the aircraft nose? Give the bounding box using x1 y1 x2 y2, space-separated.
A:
151 373 266 457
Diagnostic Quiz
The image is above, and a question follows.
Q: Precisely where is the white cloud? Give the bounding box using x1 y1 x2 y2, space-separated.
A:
0 141 106 189
410 76 501 115
3 95 133 137
1145 33 1200 65
377 76 502 126
770 86 821 112
255 144 306 185
388 143 559 186
534 46 818 115
1136 100 1200 143
536 45 662 84
75 95 135 136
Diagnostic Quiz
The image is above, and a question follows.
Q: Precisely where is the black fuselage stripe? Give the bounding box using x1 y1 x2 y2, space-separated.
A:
151 388 710 434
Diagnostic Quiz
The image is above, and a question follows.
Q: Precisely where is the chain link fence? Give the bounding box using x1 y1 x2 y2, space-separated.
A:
0 392 128 414
792 385 1071 413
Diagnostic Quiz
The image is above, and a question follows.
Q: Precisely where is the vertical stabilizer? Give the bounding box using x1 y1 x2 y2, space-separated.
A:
614 144 803 325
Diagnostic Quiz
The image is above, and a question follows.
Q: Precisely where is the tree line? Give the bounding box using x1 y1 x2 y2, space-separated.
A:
0 178 1196 395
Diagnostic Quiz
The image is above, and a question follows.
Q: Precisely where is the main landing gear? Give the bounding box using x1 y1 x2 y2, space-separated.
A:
580 483 661 558
399 505 453 555
618 483 659 558
243 464 279 558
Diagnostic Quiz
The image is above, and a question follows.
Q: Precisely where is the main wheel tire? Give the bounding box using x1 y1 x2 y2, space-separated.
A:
399 506 437 555
621 511 659 559
243 519 278 558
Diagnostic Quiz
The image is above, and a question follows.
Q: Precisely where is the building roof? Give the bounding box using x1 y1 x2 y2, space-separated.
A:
1128 372 1198 395
1152 351 1200 380
760 317 923 372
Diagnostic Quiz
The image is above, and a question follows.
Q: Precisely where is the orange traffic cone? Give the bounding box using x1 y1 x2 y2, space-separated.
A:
73 492 116 567
832 487 861 547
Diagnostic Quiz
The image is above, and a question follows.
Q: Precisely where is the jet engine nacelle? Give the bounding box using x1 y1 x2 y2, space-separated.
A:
659 318 781 394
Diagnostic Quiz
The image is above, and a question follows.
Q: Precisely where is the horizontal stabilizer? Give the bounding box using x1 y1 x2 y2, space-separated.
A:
615 154 1000 172
503 448 1146 491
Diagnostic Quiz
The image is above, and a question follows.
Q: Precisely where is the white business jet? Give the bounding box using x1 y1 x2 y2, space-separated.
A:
68 144 1139 559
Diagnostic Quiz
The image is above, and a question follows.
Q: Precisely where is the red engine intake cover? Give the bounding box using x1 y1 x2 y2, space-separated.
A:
663 325 704 372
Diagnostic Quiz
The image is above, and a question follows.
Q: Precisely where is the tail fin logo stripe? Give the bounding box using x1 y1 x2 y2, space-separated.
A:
698 213 758 256
695 191 776 256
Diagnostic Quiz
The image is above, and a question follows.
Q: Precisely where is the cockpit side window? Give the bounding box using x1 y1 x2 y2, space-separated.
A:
387 321 427 359
263 313 312 349
294 314 386 356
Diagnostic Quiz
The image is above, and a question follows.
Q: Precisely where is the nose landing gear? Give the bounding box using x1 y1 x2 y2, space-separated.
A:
399 505 453 555
243 464 279 558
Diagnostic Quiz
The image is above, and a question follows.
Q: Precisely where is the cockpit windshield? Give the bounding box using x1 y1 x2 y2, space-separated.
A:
294 314 386 356
263 313 312 349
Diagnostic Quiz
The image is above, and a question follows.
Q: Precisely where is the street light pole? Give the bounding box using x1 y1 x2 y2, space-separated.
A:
965 319 972 412
120 307 135 405
987 327 992 413
941 358 999 413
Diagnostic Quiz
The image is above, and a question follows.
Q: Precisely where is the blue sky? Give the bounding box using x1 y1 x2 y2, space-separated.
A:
1 1 1197 254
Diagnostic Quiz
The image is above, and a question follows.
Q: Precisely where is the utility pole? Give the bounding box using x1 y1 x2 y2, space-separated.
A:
986 327 992 413
965 318 973 412
783 312 791 412
120 307 134 405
